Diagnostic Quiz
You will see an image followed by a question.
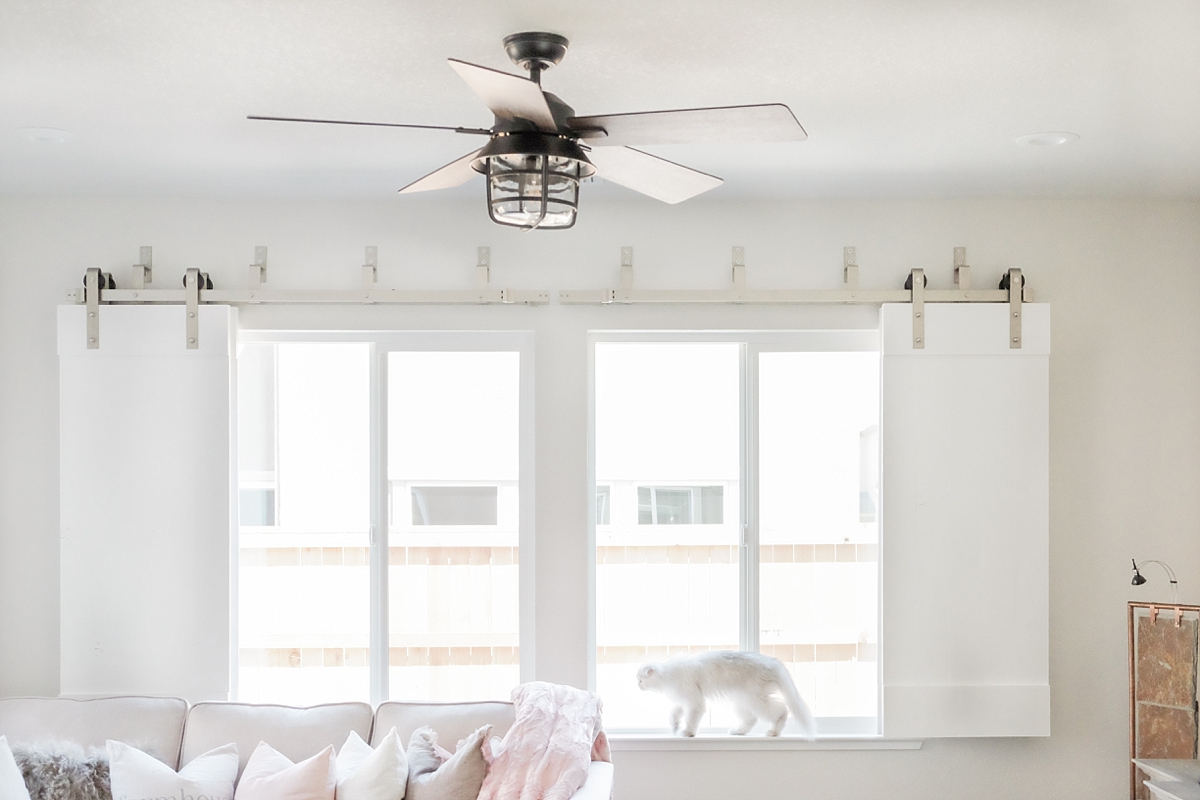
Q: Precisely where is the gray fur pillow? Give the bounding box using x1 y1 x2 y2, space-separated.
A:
11 741 111 800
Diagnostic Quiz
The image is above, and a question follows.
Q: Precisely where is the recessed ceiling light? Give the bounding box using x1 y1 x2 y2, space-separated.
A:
1016 131 1080 147
16 127 77 144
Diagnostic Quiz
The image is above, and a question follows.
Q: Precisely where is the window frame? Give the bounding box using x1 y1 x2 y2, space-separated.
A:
234 329 535 706
586 329 881 731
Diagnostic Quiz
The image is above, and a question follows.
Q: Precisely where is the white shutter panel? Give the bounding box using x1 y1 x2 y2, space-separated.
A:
58 305 236 699
880 302 1050 737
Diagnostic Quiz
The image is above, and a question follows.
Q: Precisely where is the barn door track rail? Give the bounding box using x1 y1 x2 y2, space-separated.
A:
71 245 1031 351
70 246 550 349
560 245 1032 349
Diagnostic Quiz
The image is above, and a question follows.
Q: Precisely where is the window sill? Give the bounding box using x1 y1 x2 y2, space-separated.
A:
607 734 923 751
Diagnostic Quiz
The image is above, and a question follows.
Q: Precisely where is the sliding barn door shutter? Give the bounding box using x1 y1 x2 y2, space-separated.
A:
58 305 236 699
880 302 1050 737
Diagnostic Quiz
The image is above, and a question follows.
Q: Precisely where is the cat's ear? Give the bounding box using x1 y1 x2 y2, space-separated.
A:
644 666 657 676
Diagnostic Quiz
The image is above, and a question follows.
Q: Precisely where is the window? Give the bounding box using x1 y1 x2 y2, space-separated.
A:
637 486 724 525
592 334 880 735
235 334 531 706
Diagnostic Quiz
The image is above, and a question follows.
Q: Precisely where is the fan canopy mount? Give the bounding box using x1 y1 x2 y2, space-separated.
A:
247 30 807 229
503 31 570 76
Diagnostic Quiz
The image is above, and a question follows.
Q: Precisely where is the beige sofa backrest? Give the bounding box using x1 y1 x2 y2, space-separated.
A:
373 700 516 748
0 696 188 768
181 701 373 778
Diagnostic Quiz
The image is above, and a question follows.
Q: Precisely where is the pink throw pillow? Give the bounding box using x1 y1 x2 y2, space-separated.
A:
233 741 336 800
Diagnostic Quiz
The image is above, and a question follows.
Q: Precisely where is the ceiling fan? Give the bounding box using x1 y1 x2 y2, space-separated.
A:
249 32 807 230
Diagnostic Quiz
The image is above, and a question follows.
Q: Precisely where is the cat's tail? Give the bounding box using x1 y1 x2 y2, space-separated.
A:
772 661 817 740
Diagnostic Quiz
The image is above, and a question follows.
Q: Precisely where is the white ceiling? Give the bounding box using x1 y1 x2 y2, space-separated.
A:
2 0 1198 200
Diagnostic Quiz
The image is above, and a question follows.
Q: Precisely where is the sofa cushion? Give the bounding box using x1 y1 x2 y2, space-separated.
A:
182 702 372 779
372 702 515 748
0 696 187 768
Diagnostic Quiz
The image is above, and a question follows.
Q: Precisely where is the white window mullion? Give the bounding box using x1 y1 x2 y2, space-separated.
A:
740 343 760 653
369 343 389 705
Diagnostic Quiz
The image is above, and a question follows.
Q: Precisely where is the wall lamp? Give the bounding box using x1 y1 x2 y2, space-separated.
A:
1131 559 1179 604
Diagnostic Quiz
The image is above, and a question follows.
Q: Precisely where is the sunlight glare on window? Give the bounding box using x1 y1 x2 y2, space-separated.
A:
237 342 371 704
759 351 880 732
387 351 520 701
595 342 740 730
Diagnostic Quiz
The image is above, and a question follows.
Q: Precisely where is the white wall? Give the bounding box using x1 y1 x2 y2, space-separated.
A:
1 195 1198 799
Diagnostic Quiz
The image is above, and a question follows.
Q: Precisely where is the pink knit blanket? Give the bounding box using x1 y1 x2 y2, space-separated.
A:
478 681 609 800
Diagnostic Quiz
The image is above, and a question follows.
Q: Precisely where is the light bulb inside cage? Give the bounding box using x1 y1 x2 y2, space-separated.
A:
472 133 594 230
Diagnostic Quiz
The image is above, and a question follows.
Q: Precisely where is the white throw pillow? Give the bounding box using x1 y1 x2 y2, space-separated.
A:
234 741 336 800
336 728 408 800
108 739 238 800
0 736 32 800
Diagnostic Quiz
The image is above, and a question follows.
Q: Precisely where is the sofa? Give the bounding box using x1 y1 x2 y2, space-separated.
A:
0 695 614 798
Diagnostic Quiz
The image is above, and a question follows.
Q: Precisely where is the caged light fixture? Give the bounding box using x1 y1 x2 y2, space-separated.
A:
471 130 595 229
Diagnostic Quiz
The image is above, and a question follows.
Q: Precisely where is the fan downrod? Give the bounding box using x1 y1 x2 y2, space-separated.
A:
503 32 569 82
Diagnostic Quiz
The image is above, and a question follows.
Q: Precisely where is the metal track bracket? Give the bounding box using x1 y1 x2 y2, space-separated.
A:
85 268 101 349
249 246 267 293
953 247 970 290
132 246 153 289
732 246 746 300
1008 268 1023 349
476 246 491 297
844 247 859 292
362 246 377 301
911 269 925 349
184 268 201 349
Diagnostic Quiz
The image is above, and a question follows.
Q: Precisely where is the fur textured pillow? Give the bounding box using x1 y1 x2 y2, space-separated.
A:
10 740 111 800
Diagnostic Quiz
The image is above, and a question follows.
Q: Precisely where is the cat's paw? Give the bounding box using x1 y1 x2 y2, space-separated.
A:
730 725 752 735
679 728 697 737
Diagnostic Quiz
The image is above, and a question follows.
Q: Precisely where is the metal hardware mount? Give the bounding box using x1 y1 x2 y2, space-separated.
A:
71 245 1032 350
559 246 1032 349
71 245 551 349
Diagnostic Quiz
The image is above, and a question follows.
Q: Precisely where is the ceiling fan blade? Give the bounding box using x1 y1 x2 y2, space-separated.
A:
447 59 558 132
398 149 483 194
568 103 806 147
248 115 491 135
586 146 722 204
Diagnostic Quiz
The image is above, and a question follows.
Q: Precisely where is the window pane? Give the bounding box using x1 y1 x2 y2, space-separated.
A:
238 343 371 704
653 488 693 524
596 486 611 526
595 342 740 731
411 486 498 526
239 488 276 526
759 352 880 732
700 486 724 524
388 352 520 701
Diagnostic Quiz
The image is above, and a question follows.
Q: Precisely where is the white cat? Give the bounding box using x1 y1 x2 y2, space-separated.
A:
636 650 816 739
